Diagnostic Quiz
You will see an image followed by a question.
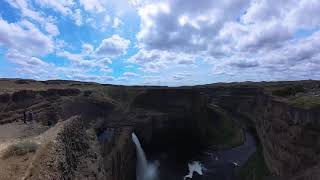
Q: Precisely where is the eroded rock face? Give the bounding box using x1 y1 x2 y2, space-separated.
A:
254 95 320 178
130 88 208 151
210 87 320 179
1 80 319 180
99 127 136 180
24 116 106 180
0 87 135 180
0 89 81 125
128 88 243 161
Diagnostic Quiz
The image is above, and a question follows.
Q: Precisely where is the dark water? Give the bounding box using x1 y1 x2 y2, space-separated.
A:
150 132 257 180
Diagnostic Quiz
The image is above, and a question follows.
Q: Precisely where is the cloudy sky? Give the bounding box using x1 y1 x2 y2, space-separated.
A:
0 0 319 86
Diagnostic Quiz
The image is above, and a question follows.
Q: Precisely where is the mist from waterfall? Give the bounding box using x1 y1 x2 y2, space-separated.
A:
132 133 159 180
183 161 203 180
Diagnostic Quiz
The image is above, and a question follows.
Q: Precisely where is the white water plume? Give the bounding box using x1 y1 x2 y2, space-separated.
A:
183 161 203 180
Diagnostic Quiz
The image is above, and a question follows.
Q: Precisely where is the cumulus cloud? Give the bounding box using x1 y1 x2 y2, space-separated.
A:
34 0 74 16
112 17 123 28
123 72 139 77
82 43 94 54
128 0 320 81
79 0 105 13
228 60 259 68
56 50 112 71
6 50 49 68
136 0 250 52
100 15 111 31
45 22 60 36
73 9 83 26
172 73 191 81
5 0 45 23
128 49 196 72
0 18 54 56
2 0 320 84
5 49 60 80
56 35 129 73
68 74 114 82
95 35 130 57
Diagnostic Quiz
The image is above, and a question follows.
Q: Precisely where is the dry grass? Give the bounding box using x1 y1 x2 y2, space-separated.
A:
2 141 38 159
288 96 320 109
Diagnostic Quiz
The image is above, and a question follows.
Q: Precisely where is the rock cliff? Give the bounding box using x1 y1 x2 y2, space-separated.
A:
0 79 319 180
206 85 320 179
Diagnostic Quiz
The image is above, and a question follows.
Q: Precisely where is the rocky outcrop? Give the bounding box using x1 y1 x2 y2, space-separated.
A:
0 89 81 125
99 127 136 180
208 86 320 179
255 95 320 179
0 87 133 180
24 116 106 180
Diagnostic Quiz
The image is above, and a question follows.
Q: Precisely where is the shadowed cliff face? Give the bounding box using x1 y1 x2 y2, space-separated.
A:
209 86 320 179
130 89 208 154
128 88 243 160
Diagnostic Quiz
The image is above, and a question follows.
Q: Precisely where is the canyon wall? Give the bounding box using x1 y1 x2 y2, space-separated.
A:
127 88 244 160
209 87 320 179
99 127 136 180
0 88 137 180
1 80 319 180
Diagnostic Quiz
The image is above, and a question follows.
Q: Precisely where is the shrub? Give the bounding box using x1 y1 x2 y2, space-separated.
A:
237 146 270 180
289 96 320 109
2 140 38 159
272 85 305 97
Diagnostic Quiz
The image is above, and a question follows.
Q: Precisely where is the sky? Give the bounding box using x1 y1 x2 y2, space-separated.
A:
0 0 319 86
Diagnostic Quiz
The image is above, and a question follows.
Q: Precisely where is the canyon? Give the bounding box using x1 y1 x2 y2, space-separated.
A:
0 79 319 180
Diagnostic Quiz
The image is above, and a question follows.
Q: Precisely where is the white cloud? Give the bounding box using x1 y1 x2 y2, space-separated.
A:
100 15 111 31
5 0 45 23
286 0 320 30
95 35 130 57
128 49 196 72
128 0 320 82
112 17 123 28
6 50 49 67
73 9 83 26
56 50 112 70
45 22 60 36
68 74 114 82
5 50 60 80
0 18 54 56
81 43 94 54
236 21 293 51
136 0 250 52
56 43 115 75
2 0 320 84
34 0 74 16
123 72 139 77
5 0 61 38
79 0 105 13
172 72 191 81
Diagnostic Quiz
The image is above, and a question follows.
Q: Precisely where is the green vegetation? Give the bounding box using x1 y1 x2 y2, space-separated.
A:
206 107 245 149
272 85 305 97
2 140 38 159
237 146 270 180
288 96 320 109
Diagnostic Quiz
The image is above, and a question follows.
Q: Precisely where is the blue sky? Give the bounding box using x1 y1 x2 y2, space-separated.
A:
0 0 319 86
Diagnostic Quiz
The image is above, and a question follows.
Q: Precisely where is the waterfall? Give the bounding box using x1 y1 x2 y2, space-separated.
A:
132 133 159 180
